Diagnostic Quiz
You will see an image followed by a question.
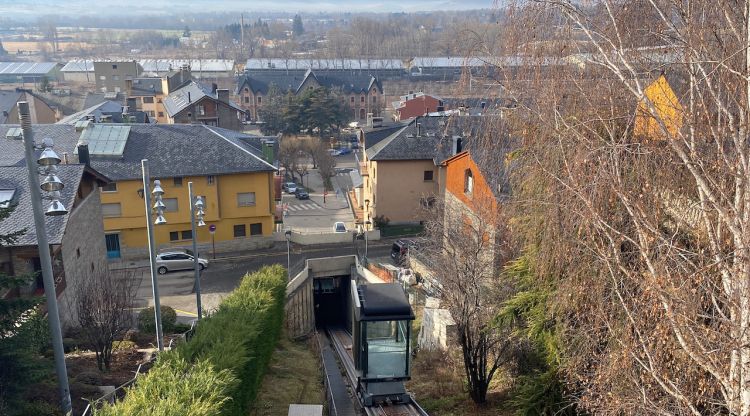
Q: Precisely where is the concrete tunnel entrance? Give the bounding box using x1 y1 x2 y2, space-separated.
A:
313 275 351 329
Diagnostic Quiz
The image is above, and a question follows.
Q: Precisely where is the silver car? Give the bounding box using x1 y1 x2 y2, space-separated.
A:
155 252 208 275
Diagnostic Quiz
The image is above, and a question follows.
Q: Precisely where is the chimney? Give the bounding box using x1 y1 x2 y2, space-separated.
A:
212 83 218 94
125 79 133 96
415 117 421 137
77 143 90 167
187 91 191 103
180 64 192 83
217 89 229 103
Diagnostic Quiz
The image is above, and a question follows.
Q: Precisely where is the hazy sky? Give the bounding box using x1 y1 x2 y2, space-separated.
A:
0 0 493 19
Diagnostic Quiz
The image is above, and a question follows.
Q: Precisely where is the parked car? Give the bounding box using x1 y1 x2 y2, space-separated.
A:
351 142 360 149
337 147 352 155
284 182 298 194
295 189 309 199
328 148 341 156
155 252 208 275
391 239 417 265
333 222 347 233
158 247 197 258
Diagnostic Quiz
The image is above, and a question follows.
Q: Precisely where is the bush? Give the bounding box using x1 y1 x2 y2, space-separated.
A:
173 322 192 334
138 306 177 334
96 265 287 416
373 215 390 229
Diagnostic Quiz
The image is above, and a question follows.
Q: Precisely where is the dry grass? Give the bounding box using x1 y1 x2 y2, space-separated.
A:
250 333 325 416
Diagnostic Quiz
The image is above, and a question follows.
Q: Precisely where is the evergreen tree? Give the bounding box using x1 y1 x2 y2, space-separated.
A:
257 83 287 135
292 14 304 37
182 26 191 38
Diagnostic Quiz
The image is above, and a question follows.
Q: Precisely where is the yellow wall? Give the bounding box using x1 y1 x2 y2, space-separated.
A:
100 171 274 251
634 74 683 139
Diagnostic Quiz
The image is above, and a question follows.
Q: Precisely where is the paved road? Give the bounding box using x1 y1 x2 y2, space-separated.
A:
133 240 393 321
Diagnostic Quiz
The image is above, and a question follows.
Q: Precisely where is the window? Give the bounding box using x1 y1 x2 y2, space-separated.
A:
244 88 249 93
233 224 246 237
372 96 376 103
197 104 205 116
101 203 121 217
101 182 117 192
464 169 474 195
250 223 263 235
112 64 118 69
163 198 178 212
244 96 249 103
169 231 179 241
361 95 365 103
173 177 183 187
423 170 434 181
143 96 154 104
76 248 80 258
181 230 193 240
257 96 262 104
350 96 355 103
112 75 120 81
237 192 256 207
207 175 215 185
158 112 164 117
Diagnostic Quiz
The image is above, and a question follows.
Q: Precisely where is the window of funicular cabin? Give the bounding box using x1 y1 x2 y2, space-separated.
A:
365 320 409 378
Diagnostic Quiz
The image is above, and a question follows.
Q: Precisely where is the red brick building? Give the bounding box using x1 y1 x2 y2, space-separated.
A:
394 92 444 121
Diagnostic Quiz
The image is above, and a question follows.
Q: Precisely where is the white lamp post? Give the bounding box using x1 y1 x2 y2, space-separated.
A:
285 229 292 280
19 101 72 415
188 182 206 320
142 160 166 351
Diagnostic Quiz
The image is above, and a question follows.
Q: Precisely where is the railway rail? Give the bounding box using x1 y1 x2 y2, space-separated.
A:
324 327 429 416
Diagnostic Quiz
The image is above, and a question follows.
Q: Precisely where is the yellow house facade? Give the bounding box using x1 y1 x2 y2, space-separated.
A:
72 123 276 260
634 73 684 139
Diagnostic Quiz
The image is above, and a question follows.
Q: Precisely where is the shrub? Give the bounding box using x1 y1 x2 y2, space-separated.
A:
96 265 287 416
138 306 177 334
373 214 390 229
172 322 192 334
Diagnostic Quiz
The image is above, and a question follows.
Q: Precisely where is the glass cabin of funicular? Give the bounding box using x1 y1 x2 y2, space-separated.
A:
353 283 415 381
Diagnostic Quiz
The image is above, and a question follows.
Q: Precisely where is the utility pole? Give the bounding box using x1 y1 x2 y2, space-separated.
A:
18 102 72 416
241 13 245 58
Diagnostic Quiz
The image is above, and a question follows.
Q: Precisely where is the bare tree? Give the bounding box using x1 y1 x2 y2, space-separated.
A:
417 192 515 404
70 263 138 371
492 1 750 413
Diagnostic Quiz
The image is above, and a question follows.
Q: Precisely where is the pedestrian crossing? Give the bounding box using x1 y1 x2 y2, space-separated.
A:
286 202 319 211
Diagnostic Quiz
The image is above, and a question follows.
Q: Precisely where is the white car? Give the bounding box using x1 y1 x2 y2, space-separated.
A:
327 148 341 156
284 182 298 194
155 252 208 275
333 222 347 233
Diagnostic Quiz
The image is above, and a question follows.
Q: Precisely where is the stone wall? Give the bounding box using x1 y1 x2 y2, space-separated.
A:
58 190 108 329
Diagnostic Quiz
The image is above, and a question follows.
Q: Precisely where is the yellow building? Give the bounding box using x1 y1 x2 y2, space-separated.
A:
75 123 276 259
634 73 684 139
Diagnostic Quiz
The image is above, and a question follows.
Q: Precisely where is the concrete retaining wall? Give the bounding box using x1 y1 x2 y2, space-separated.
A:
284 229 380 246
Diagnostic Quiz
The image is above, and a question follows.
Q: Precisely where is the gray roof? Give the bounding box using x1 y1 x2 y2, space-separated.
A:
130 77 163 96
139 59 234 74
0 62 58 76
57 101 149 125
245 58 403 71
0 124 275 181
239 69 381 96
83 92 124 110
361 123 407 149
0 90 22 123
60 60 94 72
164 81 244 117
0 164 84 246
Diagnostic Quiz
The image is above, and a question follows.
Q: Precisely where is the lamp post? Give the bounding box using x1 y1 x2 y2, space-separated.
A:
188 182 206 320
285 229 292 281
19 102 72 415
364 199 370 223
364 220 371 258
142 160 166 351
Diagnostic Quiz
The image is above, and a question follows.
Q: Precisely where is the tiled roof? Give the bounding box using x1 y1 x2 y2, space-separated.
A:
0 90 22 123
0 164 85 246
366 117 453 162
237 71 307 95
0 124 275 181
164 81 243 117
361 123 407 150
130 77 163 96
245 58 403 71
60 60 94 72
82 92 124 110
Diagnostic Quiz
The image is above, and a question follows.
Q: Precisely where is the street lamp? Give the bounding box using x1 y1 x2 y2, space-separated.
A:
285 229 292 281
364 199 370 223
188 182 206 320
19 102 72 415
142 159 166 351
364 220 371 258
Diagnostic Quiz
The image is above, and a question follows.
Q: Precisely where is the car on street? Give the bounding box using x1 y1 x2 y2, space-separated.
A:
295 189 309 199
283 182 298 194
337 147 352 155
155 252 209 275
391 239 417 265
333 222 347 233
328 148 341 156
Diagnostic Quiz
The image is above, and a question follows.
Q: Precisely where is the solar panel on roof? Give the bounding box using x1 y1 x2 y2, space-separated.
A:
5 128 22 140
77 125 130 157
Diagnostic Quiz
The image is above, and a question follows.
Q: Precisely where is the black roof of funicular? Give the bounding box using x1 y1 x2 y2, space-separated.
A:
357 284 415 321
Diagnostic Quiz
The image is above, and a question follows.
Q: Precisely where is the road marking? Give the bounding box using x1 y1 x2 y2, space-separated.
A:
174 309 198 317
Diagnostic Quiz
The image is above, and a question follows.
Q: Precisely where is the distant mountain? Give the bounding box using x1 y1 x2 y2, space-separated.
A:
0 0 494 19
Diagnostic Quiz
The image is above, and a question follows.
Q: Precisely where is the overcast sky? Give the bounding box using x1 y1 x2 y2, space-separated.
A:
0 0 493 19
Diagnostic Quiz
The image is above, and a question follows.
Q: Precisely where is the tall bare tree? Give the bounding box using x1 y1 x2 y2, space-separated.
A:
70 263 138 371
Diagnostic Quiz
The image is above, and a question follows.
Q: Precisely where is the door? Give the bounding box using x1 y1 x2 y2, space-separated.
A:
105 234 121 259
174 254 193 270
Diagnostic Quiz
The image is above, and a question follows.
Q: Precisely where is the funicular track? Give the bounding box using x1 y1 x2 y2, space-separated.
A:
323 327 429 416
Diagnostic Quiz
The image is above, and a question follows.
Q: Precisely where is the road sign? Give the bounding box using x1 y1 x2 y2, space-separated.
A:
208 224 216 234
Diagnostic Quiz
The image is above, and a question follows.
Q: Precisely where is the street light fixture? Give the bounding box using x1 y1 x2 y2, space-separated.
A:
188 182 206 320
141 160 166 351
285 229 292 281
19 102 72 415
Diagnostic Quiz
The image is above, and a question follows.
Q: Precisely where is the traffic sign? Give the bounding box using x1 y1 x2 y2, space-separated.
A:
209 224 216 234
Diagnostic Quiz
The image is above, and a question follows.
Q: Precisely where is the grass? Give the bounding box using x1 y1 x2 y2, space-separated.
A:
380 224 425 237
250 333 325 416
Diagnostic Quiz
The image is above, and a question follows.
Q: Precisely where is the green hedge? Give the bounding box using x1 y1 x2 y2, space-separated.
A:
138 306 177 334
94 265 287 416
